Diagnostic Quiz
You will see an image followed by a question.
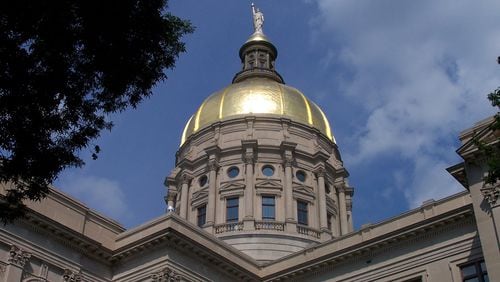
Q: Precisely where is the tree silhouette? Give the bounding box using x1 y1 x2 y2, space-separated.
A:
0 0 193 223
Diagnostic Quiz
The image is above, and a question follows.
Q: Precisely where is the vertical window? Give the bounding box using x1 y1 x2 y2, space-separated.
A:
197 205 206 227
460 260 488 282
297 200 308 226
226 197 239 222
327 213 332 231
262 196 275 220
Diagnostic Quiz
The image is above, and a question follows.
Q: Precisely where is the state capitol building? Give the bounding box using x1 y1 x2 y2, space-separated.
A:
0 6 499 282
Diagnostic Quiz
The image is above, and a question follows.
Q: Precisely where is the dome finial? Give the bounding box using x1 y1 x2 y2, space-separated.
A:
251 3 265 34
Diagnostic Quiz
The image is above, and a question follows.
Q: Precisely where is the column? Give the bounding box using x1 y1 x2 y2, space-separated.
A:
284 159 294 221
4 245 31 281
206 159 218 229
179 174 191 219
316 167 330 240
244 155 254 219
280 141 297 233
242 140 257 230
337 185 348 235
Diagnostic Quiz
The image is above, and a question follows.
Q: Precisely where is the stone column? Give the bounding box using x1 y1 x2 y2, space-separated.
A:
4 245 31 281
242 140 257 231
315 166 330 240
281 141 297 232
206 160 219 229
205 146 220 233
337 185 348 235
179 174 192 219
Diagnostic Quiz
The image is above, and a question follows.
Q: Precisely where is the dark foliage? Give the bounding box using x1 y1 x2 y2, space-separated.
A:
0 0 193 223
483 88 500 185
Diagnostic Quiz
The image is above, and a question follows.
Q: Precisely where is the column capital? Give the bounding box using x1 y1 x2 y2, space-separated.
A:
180 173 193 185
8 245 31 268
63 269 82 282
208 159 220 171
151 267 182 282
314 165 326 177
283 157 294 168
481 182 500 206
335 184 346 193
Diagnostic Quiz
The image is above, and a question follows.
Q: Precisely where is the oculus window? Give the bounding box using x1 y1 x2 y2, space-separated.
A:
227 166 240 178
296 170 306 182
262 165 275 177
199 175 208 187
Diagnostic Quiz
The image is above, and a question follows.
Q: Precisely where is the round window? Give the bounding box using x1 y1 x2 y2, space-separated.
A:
262 165 274 177
227 166 240 178
199 175 208 187
296 170 306 182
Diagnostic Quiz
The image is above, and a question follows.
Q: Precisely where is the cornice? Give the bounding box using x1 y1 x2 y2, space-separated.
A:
262 204 475 281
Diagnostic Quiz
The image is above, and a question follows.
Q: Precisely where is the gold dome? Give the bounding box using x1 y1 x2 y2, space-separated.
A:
181 77 335 145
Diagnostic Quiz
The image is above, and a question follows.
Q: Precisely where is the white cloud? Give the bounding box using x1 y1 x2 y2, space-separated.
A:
312 0 500 207
58 173 128 220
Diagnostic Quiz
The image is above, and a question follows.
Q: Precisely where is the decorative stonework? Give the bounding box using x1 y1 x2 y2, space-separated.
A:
8 245 31 268
481 182 500 205
63 269 81 282
207 159 220 171
151 267 182 282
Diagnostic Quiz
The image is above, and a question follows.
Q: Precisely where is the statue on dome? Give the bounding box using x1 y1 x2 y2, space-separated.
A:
251 3 264 33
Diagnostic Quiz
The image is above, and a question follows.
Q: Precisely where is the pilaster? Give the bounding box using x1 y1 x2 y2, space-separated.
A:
4 245 31 282
242 140 257 230
179 173 193 219
281 141 297 232
314 165 331 241
205 146 221 233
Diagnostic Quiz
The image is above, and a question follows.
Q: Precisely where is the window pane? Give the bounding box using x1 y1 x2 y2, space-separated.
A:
197 205 206 227
461 265 477 277
226 197 239 222
484 275 489 282
262 196 275 205
464 278 479 282
480 261 486 272
263 206 275 219
262 196 275 220
227 197 238 207
297 201 308 225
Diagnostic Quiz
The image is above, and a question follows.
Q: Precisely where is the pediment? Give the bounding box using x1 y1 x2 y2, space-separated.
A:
293 184 315 199
192 188 208 202
457 117 499 158
255 179 282 189
219 181 246 193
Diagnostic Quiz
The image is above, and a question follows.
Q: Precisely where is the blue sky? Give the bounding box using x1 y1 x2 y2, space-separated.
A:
55 1 500 229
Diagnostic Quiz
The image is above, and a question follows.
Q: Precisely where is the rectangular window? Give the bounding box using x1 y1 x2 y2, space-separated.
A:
460 260 488 282
297 200 308 226
226 197 239 222
327 213 332 231
197 205 206 227
262 196 275 220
